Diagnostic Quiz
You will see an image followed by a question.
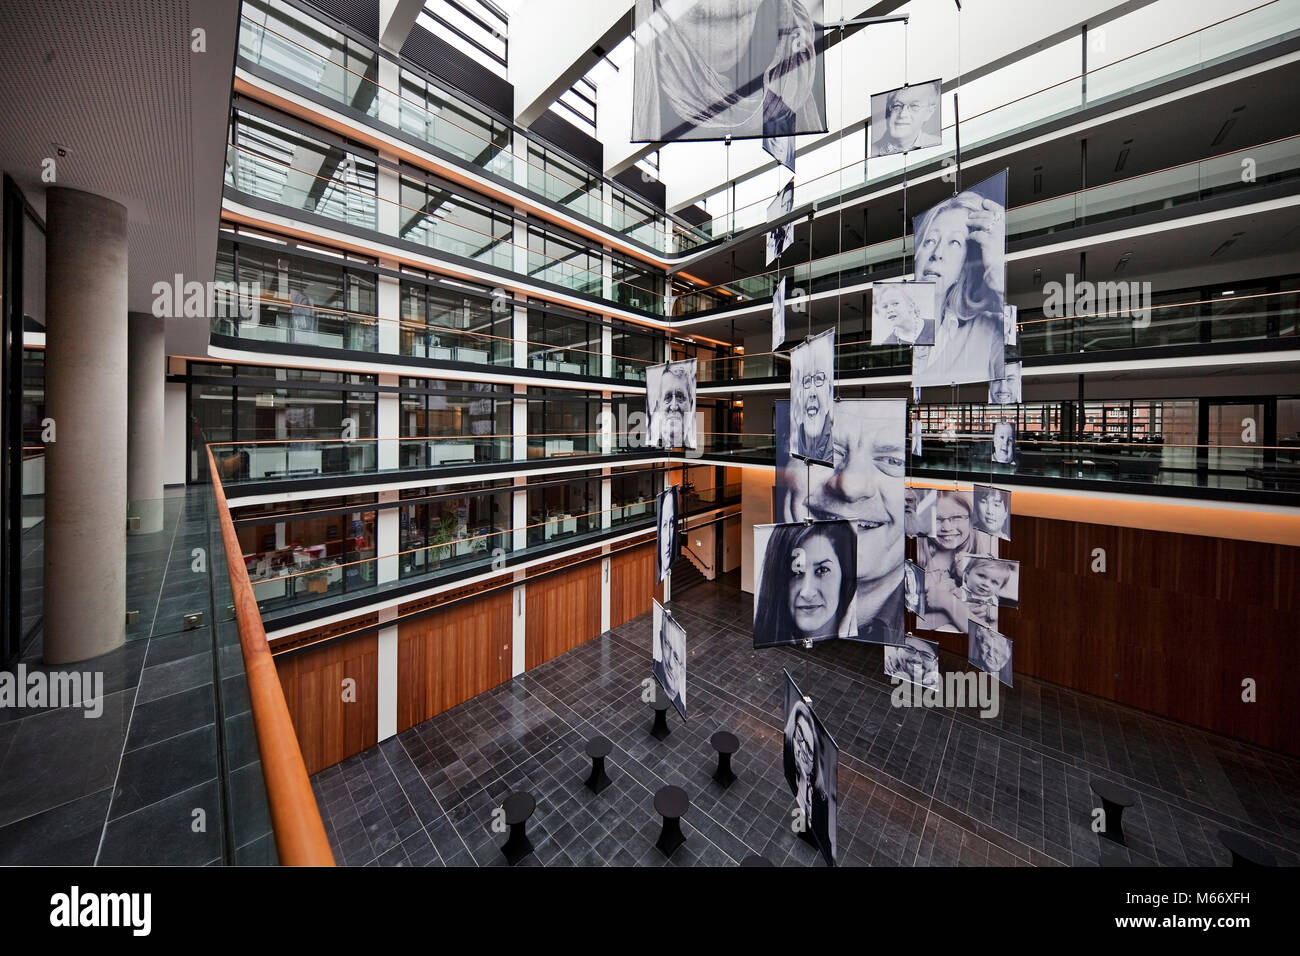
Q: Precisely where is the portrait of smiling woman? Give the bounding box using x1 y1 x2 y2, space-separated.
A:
753 521 857 648
789 328 835 462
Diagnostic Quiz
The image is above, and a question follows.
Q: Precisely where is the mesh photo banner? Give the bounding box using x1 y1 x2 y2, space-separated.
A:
775 398 907 645
782 669 837 866
632 0 828 143
911 169 1009 387
646 358 698 449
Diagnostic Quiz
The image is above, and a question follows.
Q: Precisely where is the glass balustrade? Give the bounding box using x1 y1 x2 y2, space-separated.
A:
680 134 1300 317
676 1 1298 252
236 1 700 253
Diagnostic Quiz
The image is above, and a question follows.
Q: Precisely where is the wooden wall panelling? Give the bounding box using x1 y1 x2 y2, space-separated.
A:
525 561 602 670
610 543 657 630
275 631 378 775
396 589 513 733
985 513 1300 756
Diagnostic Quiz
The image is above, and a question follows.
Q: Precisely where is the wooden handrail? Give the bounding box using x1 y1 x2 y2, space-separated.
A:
207 447 336 866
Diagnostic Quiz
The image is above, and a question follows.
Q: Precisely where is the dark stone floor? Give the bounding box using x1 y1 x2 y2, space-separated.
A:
0 487 257 865
310 573 1300 867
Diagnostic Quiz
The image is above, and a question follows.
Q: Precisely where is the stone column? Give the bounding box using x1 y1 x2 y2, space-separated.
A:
127 311 165 534
44 187 128 664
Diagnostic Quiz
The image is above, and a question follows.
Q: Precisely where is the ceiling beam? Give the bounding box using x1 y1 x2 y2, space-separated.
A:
510 0 632 128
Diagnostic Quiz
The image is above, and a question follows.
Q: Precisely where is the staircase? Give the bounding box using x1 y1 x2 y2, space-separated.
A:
670 555 709 595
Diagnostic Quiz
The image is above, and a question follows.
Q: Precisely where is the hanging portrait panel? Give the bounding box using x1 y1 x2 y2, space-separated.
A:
972 485 1011 541
632 0 828 143
956 553 1020 609
775 398 907 645
788 328 834 463
872 278 936 346
645 358 698 449
911 169 1008 387
655 486 680 583
772 276 787 352
988 362 1023 405
765 179 796 265
884 635 941 690
753 521 857 647
968 621 1013 687
869 78 942 157
782 669 838 867
652 599 688 719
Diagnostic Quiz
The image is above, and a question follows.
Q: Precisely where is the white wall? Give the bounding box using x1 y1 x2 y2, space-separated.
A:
740 467 774 594
164 381 187 485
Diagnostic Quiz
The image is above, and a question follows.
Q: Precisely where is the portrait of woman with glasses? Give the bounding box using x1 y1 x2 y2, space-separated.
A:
870 79 942 157
789 328 835 462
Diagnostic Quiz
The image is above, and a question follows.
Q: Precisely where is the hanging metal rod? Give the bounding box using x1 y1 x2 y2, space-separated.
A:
826 15 909 28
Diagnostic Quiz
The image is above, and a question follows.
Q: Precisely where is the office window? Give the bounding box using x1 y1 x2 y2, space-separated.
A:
527 306 601 377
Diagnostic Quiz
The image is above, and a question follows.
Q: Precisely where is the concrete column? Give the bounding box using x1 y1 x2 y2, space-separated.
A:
377 607 398 742
127 311 165 534
44 187 128 664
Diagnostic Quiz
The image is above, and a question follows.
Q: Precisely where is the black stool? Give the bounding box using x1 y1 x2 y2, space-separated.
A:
740 854 773 866
650 697 672 740
499 791 536 864
1089 778 1138 846
585 735 613 794
654 785 689 857
711 731 739 787
1217 829 1277 867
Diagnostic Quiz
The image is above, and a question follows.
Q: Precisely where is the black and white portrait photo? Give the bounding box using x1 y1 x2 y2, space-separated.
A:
968 621 1013 687
904 485 937 538
753 521 857 648
991 420 1016 465
631 0 827 143
776 398 907 645
783 670 837 867
646 358 698 449
911 169 1008 387
973 485 1011 541
989 362 1023 405
1003 303 1018 345
903 559 927 618
766 179 796 265
914 489 975 634
655 485 679 583
956 553 1021 608
789 328 834 462
884 635 941 689
872 279 935 345
772 277 787 352
764 133 796 172
870 79 942 157
652 599 688 719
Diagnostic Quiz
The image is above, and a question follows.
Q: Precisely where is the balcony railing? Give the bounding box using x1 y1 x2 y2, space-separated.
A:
225 142 668 314
677 134 1300 316
697 290 1299 384
209 292 659 382
686 0 1298 252
236 0 697 254
206 446 336 865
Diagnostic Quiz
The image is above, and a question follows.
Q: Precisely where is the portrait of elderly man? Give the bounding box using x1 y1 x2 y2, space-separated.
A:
870 79 942 157
968 622 1013 687
632 0 827 143
778 398 907 645
789 329 835 462
653 600 688 719
646 358 697 449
